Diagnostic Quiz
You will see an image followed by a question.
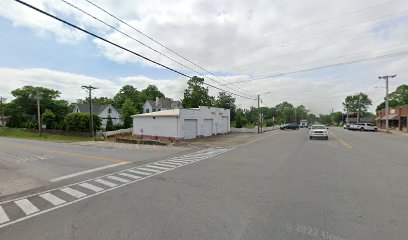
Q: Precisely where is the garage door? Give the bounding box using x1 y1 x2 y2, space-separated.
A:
184 119 198 139
203 119 213 137
221 116 229 133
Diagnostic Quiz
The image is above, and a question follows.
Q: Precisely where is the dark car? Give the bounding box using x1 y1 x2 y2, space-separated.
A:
280 123 299 130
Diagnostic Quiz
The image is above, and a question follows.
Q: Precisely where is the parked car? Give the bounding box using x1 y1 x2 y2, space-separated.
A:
309 125 329 140
351 123 377 131
280 123 299 130
343 123 350 129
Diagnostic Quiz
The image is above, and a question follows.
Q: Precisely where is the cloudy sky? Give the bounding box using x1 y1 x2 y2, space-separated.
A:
0 0 407 114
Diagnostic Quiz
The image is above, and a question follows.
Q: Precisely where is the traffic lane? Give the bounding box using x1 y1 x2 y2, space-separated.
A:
0 137 190 197
0 128 334 240
329 127 408 166
2 129 407 239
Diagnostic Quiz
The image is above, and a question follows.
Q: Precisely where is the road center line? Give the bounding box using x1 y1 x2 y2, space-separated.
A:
50 162 129 182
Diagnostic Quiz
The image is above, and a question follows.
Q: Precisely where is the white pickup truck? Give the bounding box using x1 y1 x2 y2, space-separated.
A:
348 123 377 131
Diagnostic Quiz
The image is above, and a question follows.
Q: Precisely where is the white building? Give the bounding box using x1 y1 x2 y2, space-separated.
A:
143 97 182 113
73 104 122 128
132 106 230 140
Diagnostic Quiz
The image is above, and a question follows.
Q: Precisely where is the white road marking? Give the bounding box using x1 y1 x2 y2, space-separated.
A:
50 162 129 182
94 179 117 188
153 162 178 168
145 165 170 171
137 167 162 173
0 206 9 224
14 199 39 215
118 173 141 179
0 148 234 230
127 169 151 176
78 183 104 192
159 161 183 166
165 159 192 164
107 176 130 183
39 193 66 206
170 156 204 161
60 187 87 199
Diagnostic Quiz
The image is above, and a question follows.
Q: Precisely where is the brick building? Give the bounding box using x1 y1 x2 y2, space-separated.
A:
376 105 408 132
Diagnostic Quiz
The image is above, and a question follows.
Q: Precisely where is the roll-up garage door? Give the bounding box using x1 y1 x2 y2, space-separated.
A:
221 116 229 133
184 119 198 139
203 119 213 137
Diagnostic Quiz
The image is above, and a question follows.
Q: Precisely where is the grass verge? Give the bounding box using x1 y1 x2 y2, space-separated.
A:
0 128 92 142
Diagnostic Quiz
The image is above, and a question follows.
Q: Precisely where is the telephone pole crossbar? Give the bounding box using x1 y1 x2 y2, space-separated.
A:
81 85 98 140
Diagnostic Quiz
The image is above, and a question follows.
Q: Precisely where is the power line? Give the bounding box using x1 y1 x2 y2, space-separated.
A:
83 0 253 97
58 0 254 99
223 49 408 85
14 0 255 101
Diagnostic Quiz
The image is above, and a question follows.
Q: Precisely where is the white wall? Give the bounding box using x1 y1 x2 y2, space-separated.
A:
143 102 153 113
133 116 179 139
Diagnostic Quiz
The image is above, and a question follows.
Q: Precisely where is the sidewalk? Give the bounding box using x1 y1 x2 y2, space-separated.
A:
378 129 408 136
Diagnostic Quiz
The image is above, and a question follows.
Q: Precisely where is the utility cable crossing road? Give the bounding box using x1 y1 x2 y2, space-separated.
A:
0 148 233 229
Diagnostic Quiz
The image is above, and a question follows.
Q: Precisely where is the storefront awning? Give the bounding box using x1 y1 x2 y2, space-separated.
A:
381 114 399 120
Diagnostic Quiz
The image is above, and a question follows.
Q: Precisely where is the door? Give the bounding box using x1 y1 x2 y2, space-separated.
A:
184 119 198 139
203 119 213 137
221 116 229 133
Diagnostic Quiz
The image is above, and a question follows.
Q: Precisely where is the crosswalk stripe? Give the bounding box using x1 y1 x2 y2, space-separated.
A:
127 169 151 176
78 183 104 192
165 159 192 164
0 206 10 224
145 165 170 171
94 179 117 187
153 163 176 168
39 193 66 206
158 161 182 166
171 156 204 161
14 199 39 215
118 173 141 179
107 176 130 183
60 187 87 198
137 167 161 173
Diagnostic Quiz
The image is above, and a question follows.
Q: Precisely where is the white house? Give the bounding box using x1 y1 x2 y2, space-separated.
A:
73 104 121 127
132 106 230 141
143 97 182 113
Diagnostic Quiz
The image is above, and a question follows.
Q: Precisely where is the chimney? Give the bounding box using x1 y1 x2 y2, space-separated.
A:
156 97 159 107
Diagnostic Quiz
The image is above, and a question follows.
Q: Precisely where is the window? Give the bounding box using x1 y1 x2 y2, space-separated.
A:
158 109 161 111
76 108 79 113
152 109 156 112
108 108 112 114
146 109 150 113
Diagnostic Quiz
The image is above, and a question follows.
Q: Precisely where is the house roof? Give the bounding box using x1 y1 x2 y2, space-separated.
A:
75 104 111 115
146 98 181 109
132 109 180 118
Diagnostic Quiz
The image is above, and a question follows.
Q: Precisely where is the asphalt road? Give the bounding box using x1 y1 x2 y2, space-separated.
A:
1 128 408 239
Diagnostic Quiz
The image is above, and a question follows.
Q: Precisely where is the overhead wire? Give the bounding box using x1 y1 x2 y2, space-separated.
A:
14 0 255 100
83 0 254 97
58 0 254 99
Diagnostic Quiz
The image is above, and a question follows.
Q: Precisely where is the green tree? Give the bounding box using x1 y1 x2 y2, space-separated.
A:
342 92 372 115
7 86 69 127
215 92 236 121
307 113 317 124
41 109 56 129
275 101 295 124
121 99 138 128
141 85 165 102
182 76 214 108
390 84 408 105
113 85 142 112
105 114 114 131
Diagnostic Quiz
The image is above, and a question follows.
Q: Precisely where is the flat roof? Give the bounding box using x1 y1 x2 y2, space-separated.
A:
131 109 180 118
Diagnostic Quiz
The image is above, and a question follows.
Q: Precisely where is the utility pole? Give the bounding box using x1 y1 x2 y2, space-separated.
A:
345 104 349 124
331 108 334 125
82 85 98 140
379 75 396 132
0 97 6 127
257 94 260 133
357 93 361 124
294 107 297 124
31 92 42 135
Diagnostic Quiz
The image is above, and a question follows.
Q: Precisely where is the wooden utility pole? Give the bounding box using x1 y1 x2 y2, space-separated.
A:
82 85 98 140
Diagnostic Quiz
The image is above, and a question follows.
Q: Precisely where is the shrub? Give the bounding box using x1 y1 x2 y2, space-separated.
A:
42 109 56 129
64 113 101 132
105 115 114 131
265 119 273 127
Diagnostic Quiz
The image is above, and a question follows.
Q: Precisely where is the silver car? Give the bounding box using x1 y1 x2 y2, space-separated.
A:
309 125 329 140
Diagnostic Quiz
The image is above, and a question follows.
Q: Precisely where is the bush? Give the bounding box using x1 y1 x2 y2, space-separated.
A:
42 109 56 129
265 119 273 127
64 113 101 132
235 117 243 128
105 115 114 131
